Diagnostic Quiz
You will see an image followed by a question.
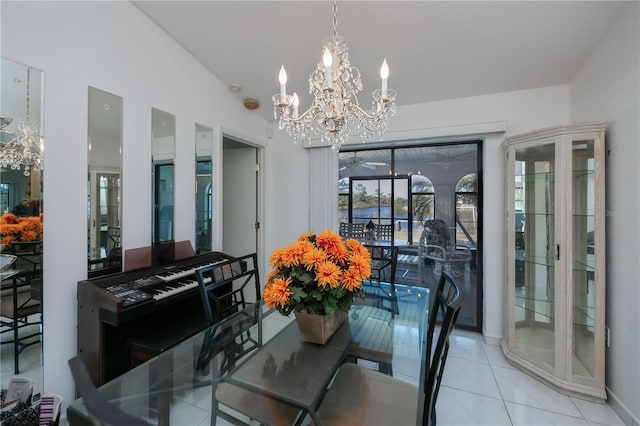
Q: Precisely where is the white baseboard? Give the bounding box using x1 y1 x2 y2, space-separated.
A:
606 386 640 426
483 334 503 346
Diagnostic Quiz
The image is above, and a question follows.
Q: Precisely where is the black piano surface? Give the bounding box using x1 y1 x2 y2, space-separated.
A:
77 251 233 386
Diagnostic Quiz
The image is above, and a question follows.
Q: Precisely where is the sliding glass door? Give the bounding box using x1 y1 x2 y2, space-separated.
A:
338 142 483 331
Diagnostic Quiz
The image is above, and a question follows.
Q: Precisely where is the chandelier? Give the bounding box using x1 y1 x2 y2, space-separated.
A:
272 1 397 149
0 67 44 176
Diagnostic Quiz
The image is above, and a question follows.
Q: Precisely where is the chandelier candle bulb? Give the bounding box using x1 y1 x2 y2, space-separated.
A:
279 65 287 99
293 93 299 118
323 47 333 87
380 59 389 98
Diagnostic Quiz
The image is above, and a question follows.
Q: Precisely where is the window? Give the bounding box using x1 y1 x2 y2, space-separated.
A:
410 175 435 243
455 173 477 247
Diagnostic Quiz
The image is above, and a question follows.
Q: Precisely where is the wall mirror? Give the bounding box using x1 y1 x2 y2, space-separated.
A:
152 108 175 242
0 57 44 394
87 87 123 276
195 124 213 254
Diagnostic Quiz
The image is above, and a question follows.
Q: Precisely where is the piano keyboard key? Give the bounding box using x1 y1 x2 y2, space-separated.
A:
154 260 221 282
151 276 212 301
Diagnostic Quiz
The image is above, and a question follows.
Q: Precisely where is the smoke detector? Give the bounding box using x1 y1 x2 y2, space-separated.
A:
244 98 260 110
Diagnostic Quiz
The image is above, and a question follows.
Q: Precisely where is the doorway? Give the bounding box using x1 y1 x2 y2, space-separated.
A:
222 136 259 258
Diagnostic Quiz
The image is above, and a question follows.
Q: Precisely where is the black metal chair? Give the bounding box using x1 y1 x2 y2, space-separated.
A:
68 356 151 426
317 271 463 426
194 307 302 426
196 253 261 326
421 270 463 425
0 242 42 374
358 245 399 317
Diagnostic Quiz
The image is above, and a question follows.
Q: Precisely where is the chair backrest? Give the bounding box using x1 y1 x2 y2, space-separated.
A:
339 222 364 240
68 356 150 426
419 271 463 426
8 241 42 276
196 253 261 326
422 219 451 248
367 245 399 284
195 301 263 378
375 224 393 241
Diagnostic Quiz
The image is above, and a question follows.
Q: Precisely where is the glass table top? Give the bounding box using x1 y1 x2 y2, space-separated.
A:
68 284 429 426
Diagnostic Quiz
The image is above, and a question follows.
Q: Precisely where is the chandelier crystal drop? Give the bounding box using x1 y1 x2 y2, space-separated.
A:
0 67 44 176
272 1 396 149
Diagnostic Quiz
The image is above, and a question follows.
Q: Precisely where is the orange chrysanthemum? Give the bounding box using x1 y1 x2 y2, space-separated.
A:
0 214 17 225
345 239 371 260
341 268 363 292
263 277 293 309
347 253 372 281
20 230 37 242
265 269 280 283
1 235 16 245
315 230 342 253
301 246 327 271
315 260 342 289
269 248 287 268
297 231 314 242
265 230 370 315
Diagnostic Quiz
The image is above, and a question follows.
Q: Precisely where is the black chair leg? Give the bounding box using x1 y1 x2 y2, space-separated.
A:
13 321 20 374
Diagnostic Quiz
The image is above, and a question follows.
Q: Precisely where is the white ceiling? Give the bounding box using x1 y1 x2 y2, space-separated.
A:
133 1 627 123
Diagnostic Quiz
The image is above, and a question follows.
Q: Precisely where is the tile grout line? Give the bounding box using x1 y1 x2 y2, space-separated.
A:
481 340 515 425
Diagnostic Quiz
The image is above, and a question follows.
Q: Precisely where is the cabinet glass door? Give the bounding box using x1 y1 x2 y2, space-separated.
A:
513 143 556 371
571 139 596 378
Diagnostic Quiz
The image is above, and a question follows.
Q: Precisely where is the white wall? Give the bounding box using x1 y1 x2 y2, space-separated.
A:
2 0 269 412
569 2 640 422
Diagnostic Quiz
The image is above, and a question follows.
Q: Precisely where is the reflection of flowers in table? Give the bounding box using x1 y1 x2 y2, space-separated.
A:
263 230 371 316
0 214 43 245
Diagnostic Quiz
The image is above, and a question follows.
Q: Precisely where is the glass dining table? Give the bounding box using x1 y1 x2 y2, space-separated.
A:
67 283 429 426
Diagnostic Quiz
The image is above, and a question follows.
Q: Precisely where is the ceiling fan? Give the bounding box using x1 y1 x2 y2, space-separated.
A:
339 153 387 171
424 151 474 169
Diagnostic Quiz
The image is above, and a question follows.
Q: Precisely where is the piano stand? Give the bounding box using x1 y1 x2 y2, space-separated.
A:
127 305 207 367
77 251 233 386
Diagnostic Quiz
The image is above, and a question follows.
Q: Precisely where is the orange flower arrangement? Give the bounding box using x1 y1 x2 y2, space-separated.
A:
0 213 43 245
263 230 371 316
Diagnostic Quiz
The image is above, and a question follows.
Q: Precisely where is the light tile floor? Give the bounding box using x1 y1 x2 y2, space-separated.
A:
436 331 626 426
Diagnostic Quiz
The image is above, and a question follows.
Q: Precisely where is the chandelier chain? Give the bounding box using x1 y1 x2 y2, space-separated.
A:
332 1 338 38
25 67 31 122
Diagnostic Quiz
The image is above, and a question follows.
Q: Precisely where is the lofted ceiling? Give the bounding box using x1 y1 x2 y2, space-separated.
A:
133 1 627 123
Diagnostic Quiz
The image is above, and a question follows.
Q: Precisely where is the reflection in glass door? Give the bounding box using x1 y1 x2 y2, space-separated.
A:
349 178 393 232
572 140 595 378
88 172 120 260
513 143 556 372
196 160 212 253
338 142 483 331
154 163 174 242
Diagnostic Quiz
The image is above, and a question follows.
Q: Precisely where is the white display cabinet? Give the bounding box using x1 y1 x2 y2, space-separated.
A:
501 122 607 401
